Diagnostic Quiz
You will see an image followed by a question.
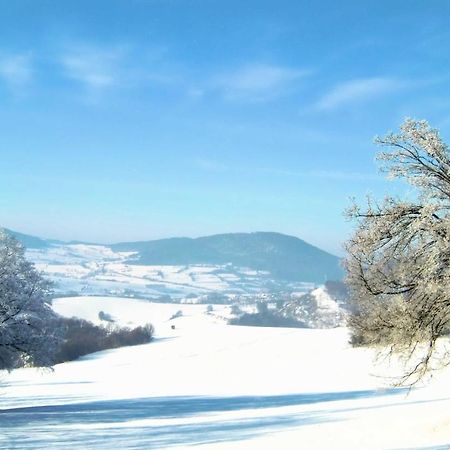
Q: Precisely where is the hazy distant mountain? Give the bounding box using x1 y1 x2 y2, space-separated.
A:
5 229 343 283
3 228 98 249
111 232 343 283
3 228 51 249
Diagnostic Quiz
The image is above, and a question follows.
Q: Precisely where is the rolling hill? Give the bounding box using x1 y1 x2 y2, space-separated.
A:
3 229 343 296
111 232 343 283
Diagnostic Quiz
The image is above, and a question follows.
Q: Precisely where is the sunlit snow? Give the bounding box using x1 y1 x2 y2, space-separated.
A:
1 296 450 449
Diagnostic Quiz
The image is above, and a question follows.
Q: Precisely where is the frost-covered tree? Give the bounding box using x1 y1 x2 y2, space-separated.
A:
0 230 61 370
345 119 450 384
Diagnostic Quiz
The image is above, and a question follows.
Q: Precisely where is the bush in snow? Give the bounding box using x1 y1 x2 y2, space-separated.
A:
98 310 114 322
229 310 305 328
0 230 62 370
169 310 183 320
105 323 154 349
55 318 154 363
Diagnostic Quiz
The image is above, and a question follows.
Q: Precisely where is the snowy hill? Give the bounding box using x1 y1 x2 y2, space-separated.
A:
111 232 343 283
281 281 349 328
1 296 450 449
0 228 354 329
25 241 317 299
4 229 344 299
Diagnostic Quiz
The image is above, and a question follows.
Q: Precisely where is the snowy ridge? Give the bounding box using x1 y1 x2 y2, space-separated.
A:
26 243 314 299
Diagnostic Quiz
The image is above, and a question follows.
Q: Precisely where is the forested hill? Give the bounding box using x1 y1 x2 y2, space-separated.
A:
6 229 343 283
111 232 343 283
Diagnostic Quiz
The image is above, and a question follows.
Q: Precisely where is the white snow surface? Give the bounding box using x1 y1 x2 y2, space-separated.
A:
1 296 450 449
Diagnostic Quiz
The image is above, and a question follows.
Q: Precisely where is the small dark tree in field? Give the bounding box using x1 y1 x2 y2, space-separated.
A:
0 231 61 369
345 119 450 384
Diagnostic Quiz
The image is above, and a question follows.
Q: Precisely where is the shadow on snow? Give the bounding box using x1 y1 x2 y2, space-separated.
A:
0 389 407 449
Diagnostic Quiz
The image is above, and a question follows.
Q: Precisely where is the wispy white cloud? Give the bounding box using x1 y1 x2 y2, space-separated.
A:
194 158 229 171
213 63 310 101
315 77 406 111
59 43 187 101
60 44 126 91
0 53 33 88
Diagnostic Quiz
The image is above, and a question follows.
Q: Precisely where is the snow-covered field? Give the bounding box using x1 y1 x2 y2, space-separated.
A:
26 244 314 298
1 296 450 449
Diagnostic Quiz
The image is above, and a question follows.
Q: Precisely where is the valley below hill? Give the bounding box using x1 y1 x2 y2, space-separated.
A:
9 229 349 328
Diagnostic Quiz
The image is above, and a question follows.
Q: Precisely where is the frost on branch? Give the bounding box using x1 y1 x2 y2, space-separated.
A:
0 230 61 370
376 118 450 200
345 119 450 385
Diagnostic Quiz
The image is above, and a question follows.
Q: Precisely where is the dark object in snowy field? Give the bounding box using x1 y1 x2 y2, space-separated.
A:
171 325 176 330
98 310 115 322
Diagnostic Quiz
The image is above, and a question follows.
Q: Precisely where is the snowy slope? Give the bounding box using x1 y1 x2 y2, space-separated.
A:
26 243 314 299
281 285 347 328
1 296 450 449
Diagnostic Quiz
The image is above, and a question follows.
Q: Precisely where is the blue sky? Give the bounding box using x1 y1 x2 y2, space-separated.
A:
1 0 449 254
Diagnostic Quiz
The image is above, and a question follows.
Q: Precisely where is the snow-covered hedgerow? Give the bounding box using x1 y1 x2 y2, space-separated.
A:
55 317 154 363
